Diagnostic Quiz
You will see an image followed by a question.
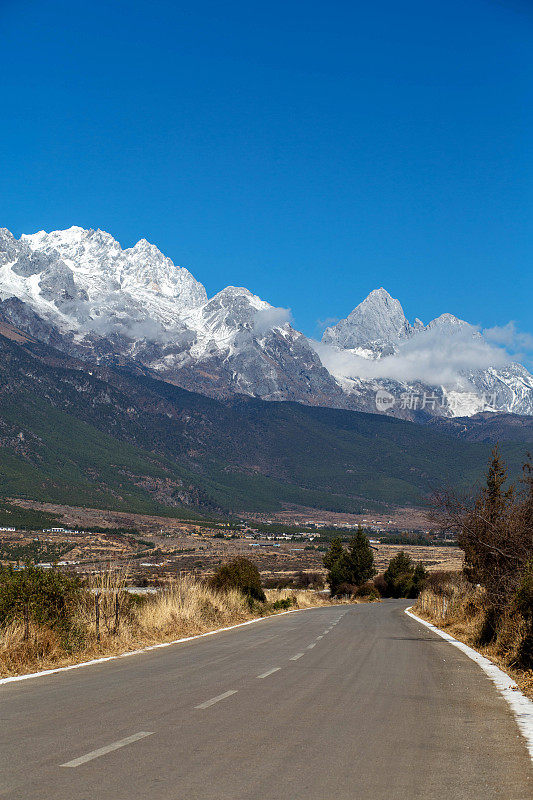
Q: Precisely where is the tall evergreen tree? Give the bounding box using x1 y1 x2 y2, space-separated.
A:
324 537 351 595
482 445 512 523
347 526 375 585
411 562 427 596
323 537 344 572
439 449 533 668
460 446 514 592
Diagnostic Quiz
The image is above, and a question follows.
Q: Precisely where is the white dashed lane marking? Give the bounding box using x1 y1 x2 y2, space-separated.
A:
195 690 237 709
257 668 281 679
60 732 153 768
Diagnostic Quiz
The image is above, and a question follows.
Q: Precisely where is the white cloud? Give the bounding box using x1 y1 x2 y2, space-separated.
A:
316 316 340 330
311 326 512 388
483 321 533 353
253 306 292 335
83 308 172 342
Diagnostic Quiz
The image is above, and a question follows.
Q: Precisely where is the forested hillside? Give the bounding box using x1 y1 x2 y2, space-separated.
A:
0 329 529 515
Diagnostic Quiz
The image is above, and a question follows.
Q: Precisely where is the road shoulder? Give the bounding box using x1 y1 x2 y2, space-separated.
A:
405 606 533 762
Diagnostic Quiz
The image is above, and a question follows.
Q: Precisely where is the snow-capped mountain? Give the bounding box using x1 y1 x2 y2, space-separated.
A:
0 226 532 418
1 226 207 335
323 288 470 354
0 227 340 404
319 289 533 417
322 288 416 355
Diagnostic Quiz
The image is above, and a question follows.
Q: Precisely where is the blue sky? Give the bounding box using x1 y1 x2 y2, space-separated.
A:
1 0 531 356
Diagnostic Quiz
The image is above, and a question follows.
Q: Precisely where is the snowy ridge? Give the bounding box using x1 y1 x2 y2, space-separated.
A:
5 227 207 334
0 226 338 404
319 288 533 417
0 227 532 418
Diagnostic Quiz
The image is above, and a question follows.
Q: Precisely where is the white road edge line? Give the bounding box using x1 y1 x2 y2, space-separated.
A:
60 732 153 768
405 607 533 762
307 643 316 649
290 652 304 661
0 607 321 686
195 690 237 709
257 667 281 679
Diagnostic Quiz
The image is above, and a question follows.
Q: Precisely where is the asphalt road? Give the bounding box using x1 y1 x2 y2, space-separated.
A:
1 601 531 799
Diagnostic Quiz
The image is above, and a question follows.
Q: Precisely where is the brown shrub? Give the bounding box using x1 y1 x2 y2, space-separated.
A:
373 573 387 595
355 580 380 599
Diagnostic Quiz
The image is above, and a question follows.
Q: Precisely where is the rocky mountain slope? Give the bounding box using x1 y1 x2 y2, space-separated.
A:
428 411 533 444
0 319 529 514
0 227 341 405
1 226 531 419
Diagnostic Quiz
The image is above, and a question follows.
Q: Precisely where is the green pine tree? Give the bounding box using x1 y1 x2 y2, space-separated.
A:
483 445 512 522
411 562 427 596
347 526 376 585
324 537 350 596
323 537 345 572
383 550 415 598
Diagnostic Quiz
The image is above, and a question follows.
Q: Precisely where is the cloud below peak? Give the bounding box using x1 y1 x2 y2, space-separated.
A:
253 306 293 335
310 325 512 388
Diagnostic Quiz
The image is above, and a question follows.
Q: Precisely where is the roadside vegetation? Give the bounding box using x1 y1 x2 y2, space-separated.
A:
376 552 427 598
323 526 427 600
415 448 533 695
208 556 266 603
262 571 326 591
0 557 337 678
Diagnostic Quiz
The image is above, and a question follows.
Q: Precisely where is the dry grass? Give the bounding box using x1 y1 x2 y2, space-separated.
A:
0 573 339 678
265 588 328 608
0 620 65 675
414 582 533 698
265 587 378 606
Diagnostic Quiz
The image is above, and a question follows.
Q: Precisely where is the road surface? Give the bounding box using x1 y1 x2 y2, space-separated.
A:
1 601 531 799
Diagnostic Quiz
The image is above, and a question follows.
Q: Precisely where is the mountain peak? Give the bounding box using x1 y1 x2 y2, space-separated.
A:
322 288 410 349
212 285 262 302
428 312 469 329
1 231 532 418
200 286 269 321
63 225 88 236
131 237 159 253
0 225 208 332
364 287 394 302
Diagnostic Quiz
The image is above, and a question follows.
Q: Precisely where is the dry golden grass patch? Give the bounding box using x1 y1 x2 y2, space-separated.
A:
265 588 329 608
0 620 65 675
0 574 337 678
